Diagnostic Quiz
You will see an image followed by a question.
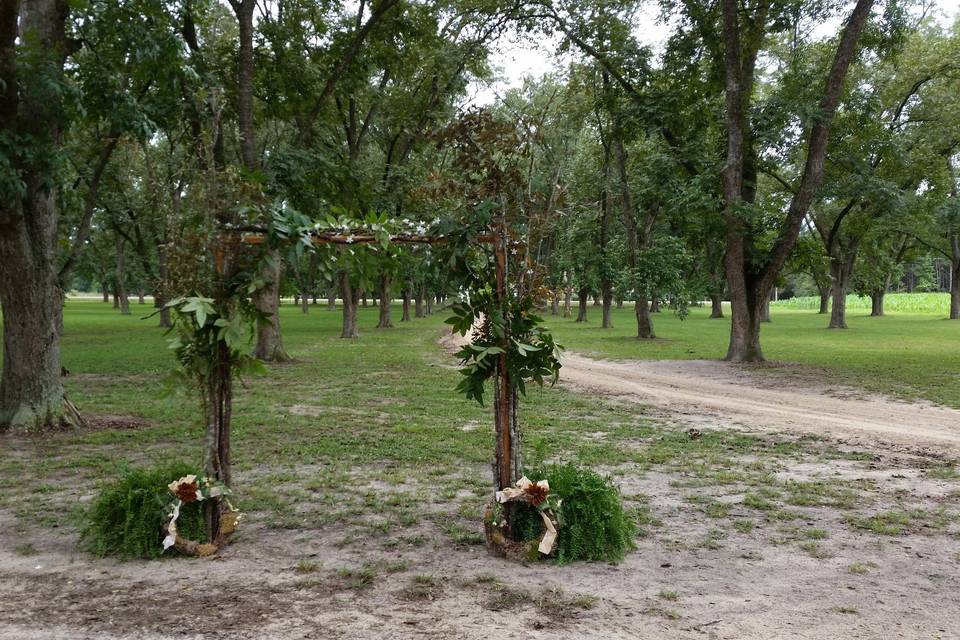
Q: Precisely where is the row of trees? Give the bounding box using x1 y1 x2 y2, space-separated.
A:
2 0 959 430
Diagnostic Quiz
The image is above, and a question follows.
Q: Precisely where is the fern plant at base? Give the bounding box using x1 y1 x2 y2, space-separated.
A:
81 462 206 559
513 463 636 565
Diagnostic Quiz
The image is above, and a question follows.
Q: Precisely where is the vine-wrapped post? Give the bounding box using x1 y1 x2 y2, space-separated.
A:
492 223 521 531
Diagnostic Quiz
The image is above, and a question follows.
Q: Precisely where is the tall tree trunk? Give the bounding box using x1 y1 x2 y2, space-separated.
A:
720 0 875 361
327 284 336 311
635 298 654 338
401 288 411 321
301 291 309 314
253 252 291 361
137 288 145 305
114 235 130 315
101 283 109 303
828 250 856 329
950 233 960 320
616 297 623 309
340 271 360 338
376 272 393 328
0 0 76 431
818 287 830 314
415 284 425 318
759 292 771 323
231 0 257 170
650 297 661 313
576 287 589 322
870 290 884 317
563 286 571 318
550 293 559 315
710 293 724 318
426 296 433 314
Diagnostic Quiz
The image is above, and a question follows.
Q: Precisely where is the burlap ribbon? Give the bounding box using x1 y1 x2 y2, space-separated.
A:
495 476 559 555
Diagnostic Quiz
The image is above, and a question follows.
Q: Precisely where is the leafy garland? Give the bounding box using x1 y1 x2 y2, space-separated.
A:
446 290 562 405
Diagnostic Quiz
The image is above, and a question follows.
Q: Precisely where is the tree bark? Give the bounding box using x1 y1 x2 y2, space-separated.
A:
327 284 336 311
230 0 257 170
563 286 571 318
340 271 360 338
0 0 76 432
253 251 291 361
720 0 875 361
635 298 654 338
415 284 425 318
114 234 130 315
760 293 770 323
101 283 109 303
870 290 885 317
818 287 830 314
576 287 589 322
828 250 857 329
950 233 960 320
376 272 393 328
710 293 724 318
401 288 411 321
650 298 661 313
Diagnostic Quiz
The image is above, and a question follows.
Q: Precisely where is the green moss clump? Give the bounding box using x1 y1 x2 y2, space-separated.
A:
81 462 206 559
514 462 636 564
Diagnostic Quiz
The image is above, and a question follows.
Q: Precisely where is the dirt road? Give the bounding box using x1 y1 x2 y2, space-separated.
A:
557 353 960 455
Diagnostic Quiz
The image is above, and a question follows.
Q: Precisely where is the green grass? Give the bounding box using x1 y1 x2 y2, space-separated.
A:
1 298 957 559
545 301 960 408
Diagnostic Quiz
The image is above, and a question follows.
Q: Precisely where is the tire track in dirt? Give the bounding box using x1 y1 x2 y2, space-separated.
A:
442 330 960 455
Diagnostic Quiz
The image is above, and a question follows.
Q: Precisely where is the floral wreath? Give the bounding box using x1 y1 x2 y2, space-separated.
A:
162 475 241 557
485 476 562 560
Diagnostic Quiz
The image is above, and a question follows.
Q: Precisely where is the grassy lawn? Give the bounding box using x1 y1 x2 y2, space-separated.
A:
545 302 960 408
1 299 959 637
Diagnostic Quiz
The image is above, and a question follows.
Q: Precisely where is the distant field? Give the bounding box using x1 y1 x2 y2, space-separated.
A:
775 292 951 314
545 300 960 409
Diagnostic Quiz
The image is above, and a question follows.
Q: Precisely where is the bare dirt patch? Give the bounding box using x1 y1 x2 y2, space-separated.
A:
555 354 960 456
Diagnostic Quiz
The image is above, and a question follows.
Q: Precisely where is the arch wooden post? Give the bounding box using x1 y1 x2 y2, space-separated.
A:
492 224 521 532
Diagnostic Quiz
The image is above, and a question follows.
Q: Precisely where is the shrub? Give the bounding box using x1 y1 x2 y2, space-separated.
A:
513 462 636 564
81 462 206 559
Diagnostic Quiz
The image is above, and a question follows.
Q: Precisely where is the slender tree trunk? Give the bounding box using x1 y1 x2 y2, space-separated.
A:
415 284 425 318
576 287 589 322
760 293 771 323
563 286 571 318
301 292 309 314
203 339 233 541
340 271 360 338
828 250 856 329
327 284 336 311
253 252 291 361
114 235 130 315
401 288 411 321
650 297 660 313
376 272 393 328
636 298 654 338
616 297 623 309
710 293 724 318
950 234 960 320
818 287 830 314
101 283 109 303
602 290 613 328
426 296 433 314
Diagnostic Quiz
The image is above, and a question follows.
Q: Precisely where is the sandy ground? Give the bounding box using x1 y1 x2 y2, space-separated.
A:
556 354 960 456
2 337 959 639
